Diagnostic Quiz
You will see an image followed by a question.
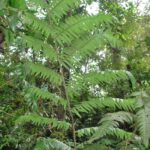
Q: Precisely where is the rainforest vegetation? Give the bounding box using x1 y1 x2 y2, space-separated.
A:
0 0 150 149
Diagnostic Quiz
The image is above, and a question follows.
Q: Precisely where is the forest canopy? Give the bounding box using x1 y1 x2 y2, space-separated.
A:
0 0 150 150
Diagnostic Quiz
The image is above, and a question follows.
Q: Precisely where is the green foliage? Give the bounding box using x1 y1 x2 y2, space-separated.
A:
16 113 70 131
22 13 51 38
25 62 62 85
28 86 67 107
52 14 112 45
22 35 58 61
0 0 150 149
135 91 150 148
105 128 133 140
73 98 135 116
67 70 136 98
84 70 134 85
66 33 105 61
48 0 80 22
88 111 133 142
9 0 27 10
77 127 133 140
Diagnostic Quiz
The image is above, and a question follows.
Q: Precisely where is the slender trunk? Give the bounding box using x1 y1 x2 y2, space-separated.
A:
59 62 77 150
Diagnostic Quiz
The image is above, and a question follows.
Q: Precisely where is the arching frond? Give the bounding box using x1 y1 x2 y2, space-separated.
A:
104 31 122 48
25 62 62 86
72 98 135 117
49 0 80 22
67 70 136 98
77 70 134 87
126 71 137 89
77 127 99 138
136 98 150 147
77 127 133 141
88 111 133 143
100 111 133 125
108 128 133 140
88 120 117 143
16 114 70 130
22 12 51 37
53 14 112 45
63 33 106 64
22 35 58 61
28 86 67 107
84 70 130 85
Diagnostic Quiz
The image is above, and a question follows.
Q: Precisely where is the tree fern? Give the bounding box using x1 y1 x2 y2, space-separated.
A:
4 0 140 149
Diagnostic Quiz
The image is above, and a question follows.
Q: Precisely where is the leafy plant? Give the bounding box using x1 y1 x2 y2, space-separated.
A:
0 0 150 150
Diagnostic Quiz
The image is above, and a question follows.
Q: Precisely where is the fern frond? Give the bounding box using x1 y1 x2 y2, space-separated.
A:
68 70 136 98
108 128 133 140
28 86 67 107
25 62 62 86
88 111 133 143
72 98 135 117
16 113 70 130
77 127 99 137
104 31 122 48
49 0 80 22
22 35 58 61
75 70 134 87
34 137 71 150
100 111 133 125
74 35 104 58
22 12 51 37
63 33 106 64
53 14 112 45
88 120 117 143
77 127 133 140
134 92 150 147
136 104 150 147
26 0 80 24
84 70 129 85
126 71 137 89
